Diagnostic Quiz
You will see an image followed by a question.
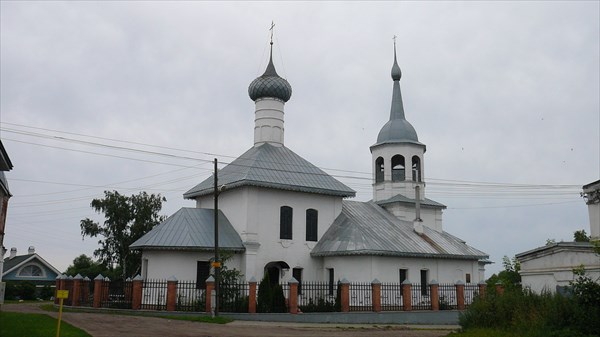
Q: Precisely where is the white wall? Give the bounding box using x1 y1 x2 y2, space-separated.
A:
323 255 482 284
141 250 243 281
371 143 426 202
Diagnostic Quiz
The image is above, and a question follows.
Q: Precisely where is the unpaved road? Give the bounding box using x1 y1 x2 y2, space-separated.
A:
2 303 456 337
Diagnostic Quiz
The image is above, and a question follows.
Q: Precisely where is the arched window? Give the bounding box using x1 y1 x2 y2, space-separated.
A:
392 155 405 181
412 156 421 182
306 209 318 241
375 157 384 183
18 264 43 277
280 206 293 240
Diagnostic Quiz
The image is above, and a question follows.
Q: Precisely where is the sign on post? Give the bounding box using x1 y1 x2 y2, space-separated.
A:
56 290 69 337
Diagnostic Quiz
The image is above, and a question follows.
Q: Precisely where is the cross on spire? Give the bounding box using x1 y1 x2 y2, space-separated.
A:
270 21 275 45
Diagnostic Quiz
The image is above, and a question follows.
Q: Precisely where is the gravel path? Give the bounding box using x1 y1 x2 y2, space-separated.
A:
2 303 456 337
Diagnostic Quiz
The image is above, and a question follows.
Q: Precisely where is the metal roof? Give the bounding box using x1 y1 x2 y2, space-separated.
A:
130 207 245 252
311 200 488 260
248 44 292 102
183 143 356 199
376 194 446 209
515 241 595 259
2 253 61 278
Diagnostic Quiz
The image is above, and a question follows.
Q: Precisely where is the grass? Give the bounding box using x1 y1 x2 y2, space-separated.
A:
0 311 92 337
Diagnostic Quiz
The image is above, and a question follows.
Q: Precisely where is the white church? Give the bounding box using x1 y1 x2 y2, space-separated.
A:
131 40 489 288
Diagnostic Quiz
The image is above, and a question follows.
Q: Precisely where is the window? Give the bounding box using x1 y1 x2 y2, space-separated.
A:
420 269 429 296
328 268 335 296
399 269 408 284
466 273 471 283
142 259 148 279
412 156 421 182
280 206 293 240
293 268 303 295
18 265 43 277
392 155 405 181
306 209 318 241
196 261 210 289
375 157 384 183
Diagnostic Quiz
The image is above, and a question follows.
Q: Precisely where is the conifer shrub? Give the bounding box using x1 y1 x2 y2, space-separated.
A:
256 273 273 313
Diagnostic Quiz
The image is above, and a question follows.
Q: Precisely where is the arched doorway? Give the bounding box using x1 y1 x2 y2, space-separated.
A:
264 261 290 286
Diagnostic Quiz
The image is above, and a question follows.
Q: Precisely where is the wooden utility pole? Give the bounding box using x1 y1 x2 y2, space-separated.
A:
213 158 220 316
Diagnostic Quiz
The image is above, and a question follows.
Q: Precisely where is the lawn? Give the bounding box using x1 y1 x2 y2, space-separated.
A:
0 311 92 337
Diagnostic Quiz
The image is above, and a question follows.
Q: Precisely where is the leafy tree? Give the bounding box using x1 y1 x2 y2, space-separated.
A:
64 254 114 279
486 255 521 290
573 229 590 242
80 191 166 279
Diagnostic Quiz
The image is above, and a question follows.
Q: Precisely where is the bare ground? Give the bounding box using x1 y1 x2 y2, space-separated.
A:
2 303 456 337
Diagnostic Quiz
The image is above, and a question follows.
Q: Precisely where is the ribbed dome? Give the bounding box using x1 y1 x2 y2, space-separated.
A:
248 47 292 102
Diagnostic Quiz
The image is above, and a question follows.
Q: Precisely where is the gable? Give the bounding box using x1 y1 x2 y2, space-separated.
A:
2 254 60 282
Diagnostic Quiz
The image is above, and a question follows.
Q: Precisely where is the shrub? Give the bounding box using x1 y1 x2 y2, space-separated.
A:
256 273 273 313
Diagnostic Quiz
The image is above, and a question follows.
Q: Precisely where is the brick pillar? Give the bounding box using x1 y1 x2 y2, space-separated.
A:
456 281 465 310
102 277 110 304
205 276 215 314
131 275 143 310
288 278 299 314
478 281 486 299
82 277 90 306
495 282 504 295
371 279 381 313
166 277 177 311
248 277 257 314
340 278 350 313
72 274 83 307
402 280 412 311
430 280 439 311
93 275 104 308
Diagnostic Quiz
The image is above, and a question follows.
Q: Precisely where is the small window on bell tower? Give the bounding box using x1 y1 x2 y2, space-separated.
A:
412 156 421 182
375 157 384 183
392 155 405 181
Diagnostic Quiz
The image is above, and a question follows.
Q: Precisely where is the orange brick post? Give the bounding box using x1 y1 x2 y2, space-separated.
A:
65 276 74 306
478 281 486 299
54 275 62 305
402 280 412 311
340 279 350 313
72 274 82 307
131 275 143 310
430 280 439 311
205 276 215 314
248 277 257 314
371 279 381 312
495 283 504 295
93 275 104 308
102 277 110 304
166 277 178 311
288 278 299 314
456 281 465 310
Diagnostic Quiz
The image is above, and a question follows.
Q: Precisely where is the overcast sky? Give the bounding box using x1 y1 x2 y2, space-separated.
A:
1 1 598 277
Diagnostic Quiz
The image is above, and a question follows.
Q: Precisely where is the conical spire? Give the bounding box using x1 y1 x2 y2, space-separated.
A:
374 40 420 145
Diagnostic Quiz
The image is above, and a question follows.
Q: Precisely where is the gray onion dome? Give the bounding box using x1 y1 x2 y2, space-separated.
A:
248 47 292 102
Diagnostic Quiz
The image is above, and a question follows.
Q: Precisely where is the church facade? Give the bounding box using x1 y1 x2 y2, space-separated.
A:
131 41 488 287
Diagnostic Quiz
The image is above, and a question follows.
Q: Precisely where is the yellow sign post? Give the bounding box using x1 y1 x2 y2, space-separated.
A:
211 261 221 268
56 290 69 337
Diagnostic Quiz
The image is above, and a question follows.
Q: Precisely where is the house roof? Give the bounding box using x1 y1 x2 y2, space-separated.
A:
515 241 595 260
130 207 245 252
0 171 10 196
376 194 446 209
2 253 61 277
0 140 13 171
311 200 488 260
183 143 356 199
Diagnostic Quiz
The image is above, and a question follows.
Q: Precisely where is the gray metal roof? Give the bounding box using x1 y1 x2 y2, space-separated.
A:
515 241 595 259
376 194 446 209
0 140 13 171
130 207 245 252
184 143 356 199
311 200 488 260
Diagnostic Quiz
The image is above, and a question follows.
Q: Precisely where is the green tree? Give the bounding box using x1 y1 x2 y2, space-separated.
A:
573 229 590 242
80 191 166 280
486 255 521 290
64 254 113 279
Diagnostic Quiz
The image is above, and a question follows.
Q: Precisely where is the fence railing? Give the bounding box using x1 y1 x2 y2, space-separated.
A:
55 275 490 314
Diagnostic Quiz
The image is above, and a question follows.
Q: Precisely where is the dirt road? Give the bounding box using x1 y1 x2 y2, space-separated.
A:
2 303 456 337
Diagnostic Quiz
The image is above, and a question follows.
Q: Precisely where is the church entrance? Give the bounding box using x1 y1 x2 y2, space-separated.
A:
264 261 290 286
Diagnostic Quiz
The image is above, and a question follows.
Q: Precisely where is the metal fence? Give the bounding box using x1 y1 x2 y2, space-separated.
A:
297 281 338 312
464 283 479 308
78 279 93 307
176 280 205 312
141 279 167 310
411 284 432 310
349 282 372 311
438 283 457 310
99 279 132 309
381 283 403 311
220 279 250 313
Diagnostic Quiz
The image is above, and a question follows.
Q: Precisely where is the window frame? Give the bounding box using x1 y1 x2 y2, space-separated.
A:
305 208 318 242
280 206 293 240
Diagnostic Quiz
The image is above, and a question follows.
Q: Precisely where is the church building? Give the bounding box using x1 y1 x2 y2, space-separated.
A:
131 39 488 287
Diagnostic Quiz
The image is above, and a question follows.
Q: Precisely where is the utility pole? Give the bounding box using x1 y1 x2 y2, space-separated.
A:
213 158 220 316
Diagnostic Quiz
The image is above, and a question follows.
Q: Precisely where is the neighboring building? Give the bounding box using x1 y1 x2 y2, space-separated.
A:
2 246 61 291
131 40 488 287
0 140 13 305
517 180 600 293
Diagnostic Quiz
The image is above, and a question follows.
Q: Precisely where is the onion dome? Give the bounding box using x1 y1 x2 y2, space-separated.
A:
375 43 420 145
248 43 292 102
